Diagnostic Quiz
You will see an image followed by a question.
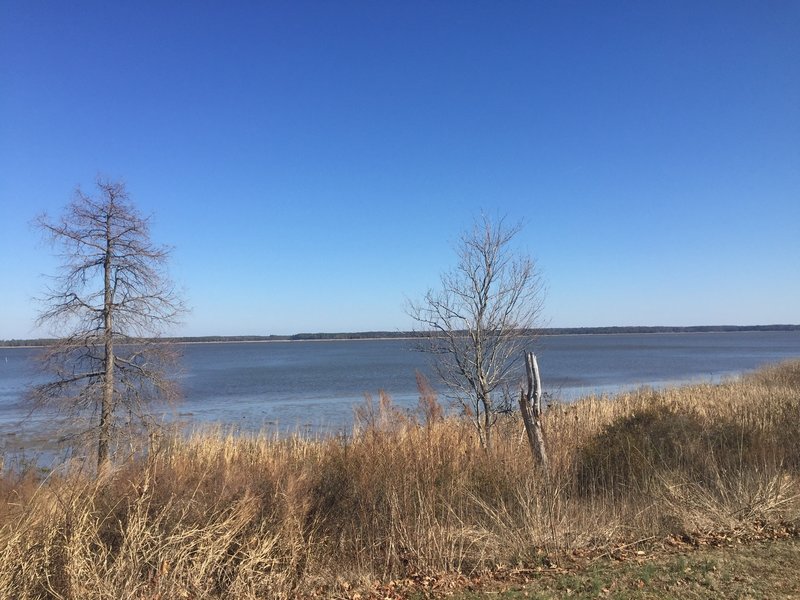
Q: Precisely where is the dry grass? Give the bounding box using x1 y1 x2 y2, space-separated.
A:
2 361 799 598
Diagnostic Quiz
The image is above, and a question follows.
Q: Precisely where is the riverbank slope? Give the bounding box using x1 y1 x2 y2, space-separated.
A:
1 360 798 598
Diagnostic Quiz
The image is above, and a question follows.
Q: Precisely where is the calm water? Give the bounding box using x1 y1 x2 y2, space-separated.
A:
2 331 800 444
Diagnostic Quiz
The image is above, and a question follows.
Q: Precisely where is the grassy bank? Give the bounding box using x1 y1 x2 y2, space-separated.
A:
1 361 799 598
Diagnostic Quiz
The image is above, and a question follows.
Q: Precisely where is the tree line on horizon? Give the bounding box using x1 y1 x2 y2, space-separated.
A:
4 324 799 347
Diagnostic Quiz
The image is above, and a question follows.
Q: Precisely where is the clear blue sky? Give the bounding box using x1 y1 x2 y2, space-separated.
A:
1 1 798 338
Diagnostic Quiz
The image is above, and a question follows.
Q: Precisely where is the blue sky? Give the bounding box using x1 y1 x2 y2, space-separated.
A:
1 1 798 338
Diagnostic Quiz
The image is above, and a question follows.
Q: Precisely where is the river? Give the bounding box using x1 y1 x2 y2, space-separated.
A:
2 331 799 457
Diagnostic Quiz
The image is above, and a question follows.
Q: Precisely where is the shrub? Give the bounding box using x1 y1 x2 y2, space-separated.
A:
574 405 752 495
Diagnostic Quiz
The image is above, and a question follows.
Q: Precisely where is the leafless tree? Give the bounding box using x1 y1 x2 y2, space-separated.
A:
31 178 185 469
408 215 545 450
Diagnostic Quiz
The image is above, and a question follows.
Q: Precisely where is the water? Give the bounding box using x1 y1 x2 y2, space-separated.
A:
2 331 800 448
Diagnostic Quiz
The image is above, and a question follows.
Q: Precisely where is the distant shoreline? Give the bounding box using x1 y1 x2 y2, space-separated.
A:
2 324 799 348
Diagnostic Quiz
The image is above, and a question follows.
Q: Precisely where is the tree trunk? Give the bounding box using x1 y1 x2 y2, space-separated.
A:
99 214 114 470
482 395 493 451
519 351 548 469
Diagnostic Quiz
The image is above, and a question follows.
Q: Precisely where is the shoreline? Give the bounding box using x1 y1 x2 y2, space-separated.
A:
0 365 778 464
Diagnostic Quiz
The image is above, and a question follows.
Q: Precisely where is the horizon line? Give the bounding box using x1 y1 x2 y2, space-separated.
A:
3 324 799 347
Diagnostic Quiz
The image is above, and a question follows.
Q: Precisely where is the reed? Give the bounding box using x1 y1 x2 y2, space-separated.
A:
2 361 799 598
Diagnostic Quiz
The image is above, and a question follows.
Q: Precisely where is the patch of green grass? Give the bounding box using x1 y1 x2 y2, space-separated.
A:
452 538 800 599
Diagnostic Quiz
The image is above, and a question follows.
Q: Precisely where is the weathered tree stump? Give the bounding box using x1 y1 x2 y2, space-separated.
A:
519 351 549 469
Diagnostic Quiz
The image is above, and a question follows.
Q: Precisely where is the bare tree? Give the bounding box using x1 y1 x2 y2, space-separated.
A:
32 178 184 469
408 215 544 450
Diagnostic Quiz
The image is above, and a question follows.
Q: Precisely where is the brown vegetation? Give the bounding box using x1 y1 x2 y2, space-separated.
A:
2 361 799 598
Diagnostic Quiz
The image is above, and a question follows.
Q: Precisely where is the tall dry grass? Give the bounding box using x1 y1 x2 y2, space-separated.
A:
2 361 799 598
